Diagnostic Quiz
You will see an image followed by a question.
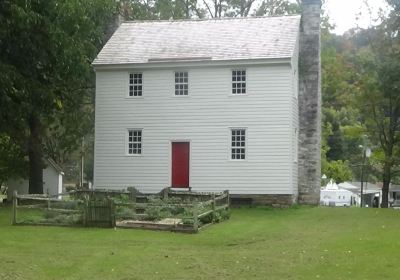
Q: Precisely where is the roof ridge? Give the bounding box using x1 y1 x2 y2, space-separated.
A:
121 14 301 24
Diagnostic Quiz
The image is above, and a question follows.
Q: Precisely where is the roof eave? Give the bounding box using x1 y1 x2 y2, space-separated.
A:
92 57 292 71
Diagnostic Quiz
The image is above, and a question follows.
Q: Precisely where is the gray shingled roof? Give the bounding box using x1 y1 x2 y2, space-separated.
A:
93 15 301 66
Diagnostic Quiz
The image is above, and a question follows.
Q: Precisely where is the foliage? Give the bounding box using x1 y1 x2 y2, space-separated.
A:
212 208 231 223
254 0 300 16
320 18 368 184
0 133 28 184
322 160 352 184
119 0 205 20
0 0 116 192
145 196 195 221
115 206 136 220
346 1 400 207
42 210 83 224
118 0 301 20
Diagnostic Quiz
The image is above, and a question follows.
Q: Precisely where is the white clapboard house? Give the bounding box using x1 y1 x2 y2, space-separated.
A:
92 4 321 205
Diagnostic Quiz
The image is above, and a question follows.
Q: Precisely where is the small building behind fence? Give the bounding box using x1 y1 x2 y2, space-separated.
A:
6 158 64 201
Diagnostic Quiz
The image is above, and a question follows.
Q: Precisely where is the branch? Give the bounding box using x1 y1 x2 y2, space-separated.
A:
243 0 256 17
203 0 214 18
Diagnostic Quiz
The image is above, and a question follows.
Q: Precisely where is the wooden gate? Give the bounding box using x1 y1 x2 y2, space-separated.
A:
84 198 115 227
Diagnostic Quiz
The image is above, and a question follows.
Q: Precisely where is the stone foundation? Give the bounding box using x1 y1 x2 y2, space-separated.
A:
230 194 297 208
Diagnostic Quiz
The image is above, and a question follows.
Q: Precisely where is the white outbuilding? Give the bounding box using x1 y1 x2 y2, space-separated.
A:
320 180 354 207
6 158 64 200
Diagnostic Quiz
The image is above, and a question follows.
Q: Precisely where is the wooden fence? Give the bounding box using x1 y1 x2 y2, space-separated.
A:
12 191 85 226
114 190 230 232
12 189 230 233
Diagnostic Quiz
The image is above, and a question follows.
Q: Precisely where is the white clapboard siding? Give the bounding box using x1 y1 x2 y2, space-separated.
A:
291 36 300 196
94 63 296 194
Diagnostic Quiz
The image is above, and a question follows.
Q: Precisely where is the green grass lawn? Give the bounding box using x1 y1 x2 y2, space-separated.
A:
1 205 400 280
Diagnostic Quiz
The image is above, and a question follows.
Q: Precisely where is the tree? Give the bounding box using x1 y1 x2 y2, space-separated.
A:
319 6 365 183
353 1 400 207
323 160 353 184
200 0 300 18
119 0 205 20
254 0 300 16
0 0 115 193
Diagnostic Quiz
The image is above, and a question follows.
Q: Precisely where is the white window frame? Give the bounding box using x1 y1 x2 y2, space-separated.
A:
126 129 143 156
230 128 247 160
174 71 189 96
128 72 143 97
231 69 246 95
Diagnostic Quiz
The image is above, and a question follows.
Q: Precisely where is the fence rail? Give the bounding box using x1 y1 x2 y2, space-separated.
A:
12 191 85 226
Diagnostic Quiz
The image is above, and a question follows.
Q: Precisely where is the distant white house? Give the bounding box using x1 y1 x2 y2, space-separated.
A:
6 158 64 200
388 184 400 206
320 180 354 207
338 181 381 207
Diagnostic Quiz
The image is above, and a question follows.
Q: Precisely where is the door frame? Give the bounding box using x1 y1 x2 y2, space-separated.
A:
169 140 191 189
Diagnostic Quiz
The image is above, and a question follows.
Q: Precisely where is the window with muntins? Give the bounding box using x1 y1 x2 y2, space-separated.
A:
175 72 188 95
232 70 246 94
129 73 143 97
128 130 142 155
231 129 246 160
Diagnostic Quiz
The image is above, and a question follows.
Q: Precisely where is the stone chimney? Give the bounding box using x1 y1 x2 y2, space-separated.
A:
298 0 322 205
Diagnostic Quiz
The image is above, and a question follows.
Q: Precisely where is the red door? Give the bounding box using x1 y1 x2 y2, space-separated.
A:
171 142 190 188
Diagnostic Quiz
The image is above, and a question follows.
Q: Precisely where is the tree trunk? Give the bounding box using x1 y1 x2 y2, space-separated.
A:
381 162 391 208
28 114 43 194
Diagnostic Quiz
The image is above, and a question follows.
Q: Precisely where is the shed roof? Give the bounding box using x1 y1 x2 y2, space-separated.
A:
93 15 301 66
339 181 381 194
45 158 64 175
390 184 400 191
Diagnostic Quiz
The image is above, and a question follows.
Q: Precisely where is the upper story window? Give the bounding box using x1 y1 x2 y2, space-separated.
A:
232 69 246 94
127 129 142 155
231 129 246 160
175 71 188 96
129 73 143 97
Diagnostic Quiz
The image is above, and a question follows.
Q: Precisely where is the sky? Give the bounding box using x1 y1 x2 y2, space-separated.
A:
324 0 389 34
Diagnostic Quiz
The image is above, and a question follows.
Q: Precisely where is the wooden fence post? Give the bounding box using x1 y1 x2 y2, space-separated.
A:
83 200 88 227
12 190 17 225
211 193 216 220
163 187 169 200
109 198 115 227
